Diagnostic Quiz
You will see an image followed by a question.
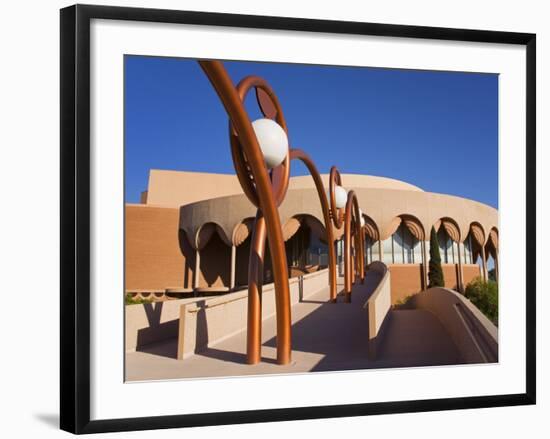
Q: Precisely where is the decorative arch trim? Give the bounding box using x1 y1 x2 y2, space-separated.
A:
384 217 402 240
436 217 460 242
489 228 499 250
470 223 486 247
196 223 232 249
282 218 301 242
362 215 380 240
401 215 425 241
232 218 255 246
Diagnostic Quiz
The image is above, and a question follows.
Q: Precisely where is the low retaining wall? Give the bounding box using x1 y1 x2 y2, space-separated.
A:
413 287 498 363
363 261 391 360
125 269 329 356
125 296 198 352
177 268 328 359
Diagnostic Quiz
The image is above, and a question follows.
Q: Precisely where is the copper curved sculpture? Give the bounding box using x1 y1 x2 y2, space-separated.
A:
290 149 337 302
344 190 364 303
198 61 292 365
232 75 292 365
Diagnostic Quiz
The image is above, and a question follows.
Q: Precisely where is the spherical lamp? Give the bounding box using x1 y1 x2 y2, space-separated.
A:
334 185 347 209
359 209 366 227
251 118 288 169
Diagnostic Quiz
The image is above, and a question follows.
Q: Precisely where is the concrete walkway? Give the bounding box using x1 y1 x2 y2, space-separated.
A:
126 271 462 381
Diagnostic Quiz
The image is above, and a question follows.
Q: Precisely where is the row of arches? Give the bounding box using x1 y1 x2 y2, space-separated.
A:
180 214 329 291
358 214 499 292
180 212 498 293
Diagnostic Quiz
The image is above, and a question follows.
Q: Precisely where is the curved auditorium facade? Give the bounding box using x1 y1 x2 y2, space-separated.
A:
125 169 499 304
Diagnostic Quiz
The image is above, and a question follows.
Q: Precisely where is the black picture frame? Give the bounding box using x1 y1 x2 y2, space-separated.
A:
60 4 536 434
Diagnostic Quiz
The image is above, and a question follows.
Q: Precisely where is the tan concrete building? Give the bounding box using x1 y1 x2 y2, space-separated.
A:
125 170 499 304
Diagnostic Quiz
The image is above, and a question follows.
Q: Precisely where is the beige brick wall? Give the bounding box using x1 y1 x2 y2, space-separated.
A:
463 264 482 287
125 205 193 290
388 264 423 304
442 264 459 291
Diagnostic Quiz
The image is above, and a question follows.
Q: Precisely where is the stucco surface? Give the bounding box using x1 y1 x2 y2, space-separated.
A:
145 170 424 208
179 187 498 248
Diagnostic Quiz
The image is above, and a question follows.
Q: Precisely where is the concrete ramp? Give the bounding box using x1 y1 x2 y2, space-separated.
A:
363 262 464 366
125 267 483 381
375 309 462 367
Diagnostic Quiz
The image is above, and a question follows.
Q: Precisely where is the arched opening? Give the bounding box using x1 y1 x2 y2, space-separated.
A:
382 215 424 265
433 217 461 291
362 214 380 266
485 227 499 282
462 230 475 264
463 222 487 284
392 222 421 264
284 215 328 278
195 223 232 291
437 225 456 263
382 214 426 304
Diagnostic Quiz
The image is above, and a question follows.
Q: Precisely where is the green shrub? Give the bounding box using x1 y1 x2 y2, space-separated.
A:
394 294 416 309
428 226 444 288
125 293 153 305
464 277 498 325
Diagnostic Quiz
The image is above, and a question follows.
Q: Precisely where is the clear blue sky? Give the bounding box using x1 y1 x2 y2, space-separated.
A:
125 56 498 208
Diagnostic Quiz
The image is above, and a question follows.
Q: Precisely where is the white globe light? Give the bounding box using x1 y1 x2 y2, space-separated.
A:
334 185 347 209
359 209 366 227
251 118 288 169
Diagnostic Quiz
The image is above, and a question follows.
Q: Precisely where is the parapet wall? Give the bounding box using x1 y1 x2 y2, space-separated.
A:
413 287 498 363
125 268 329 356
177 269 329 359
364 262 392 359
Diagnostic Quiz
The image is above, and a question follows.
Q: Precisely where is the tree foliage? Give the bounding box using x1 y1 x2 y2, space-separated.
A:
465 277 499 325
428 226 445 288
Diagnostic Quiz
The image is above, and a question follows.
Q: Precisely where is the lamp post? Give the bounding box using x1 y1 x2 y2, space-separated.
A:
343 190 364 303
328 166 346 302
289 149 337 303
199 61 292 365
328 167 364 302
199 61 334 365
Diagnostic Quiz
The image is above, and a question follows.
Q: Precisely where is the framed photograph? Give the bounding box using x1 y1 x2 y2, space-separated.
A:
60 4 536 434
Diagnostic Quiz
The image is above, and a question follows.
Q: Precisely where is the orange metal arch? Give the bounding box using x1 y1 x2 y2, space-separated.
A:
198 60 292 365
290 148 337 302
344 190 364 303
